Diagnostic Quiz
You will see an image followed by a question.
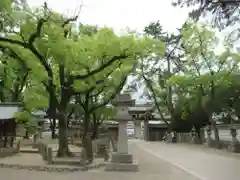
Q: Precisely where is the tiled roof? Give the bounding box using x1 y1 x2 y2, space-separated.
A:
0 103 21 120
128 106 153 112
113 93 131 102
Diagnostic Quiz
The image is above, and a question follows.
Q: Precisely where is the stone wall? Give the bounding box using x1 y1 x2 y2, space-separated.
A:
202 124 240 153
0 141 20 157
202 125 240 143
20 139 34 146
177 133 192 143
0 148 18 157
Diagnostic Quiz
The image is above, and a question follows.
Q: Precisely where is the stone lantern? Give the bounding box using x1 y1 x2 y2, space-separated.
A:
191 126 199 144
105 93 139 172
228 123 240 153
230 124 237 141
191 126 196 136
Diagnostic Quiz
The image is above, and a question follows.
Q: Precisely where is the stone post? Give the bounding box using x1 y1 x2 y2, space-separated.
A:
228 124 240 153
47 147 53 164
16 140 20 153
117 121 128 153
134 121 141 139
104 143 109 162
40 143 44 156
92 139 98 157
42 144 48 161
191 126 199 144
39 143 42 155
143 120 149 141
32 134 37 148
80 148 87 165
110 137 117 152
37 142 41 152
167 132 174 143
206 125 213 147
199 128 205 144
38 127 42 140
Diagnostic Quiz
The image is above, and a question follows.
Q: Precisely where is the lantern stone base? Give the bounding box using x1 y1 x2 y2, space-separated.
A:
204 138 215 148
105 153 139 172
191 136 201 144
228 142 240 153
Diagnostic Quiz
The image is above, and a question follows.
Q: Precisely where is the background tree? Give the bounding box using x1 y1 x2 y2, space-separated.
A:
130 21 183 129
172 0 240 29
168 20 240 144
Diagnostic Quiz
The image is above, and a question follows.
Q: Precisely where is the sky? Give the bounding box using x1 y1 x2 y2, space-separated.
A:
28 0 191 33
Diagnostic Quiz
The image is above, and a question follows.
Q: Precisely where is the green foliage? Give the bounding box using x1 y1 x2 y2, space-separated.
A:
96 106 117 120
168 21 240 126
0 0 11 12
172 0 240 29
14 110 31 124
0 1 166 144
139 19 240 131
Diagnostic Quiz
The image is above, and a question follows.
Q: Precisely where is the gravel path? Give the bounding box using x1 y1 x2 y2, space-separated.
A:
0 141 200 180
136 140 240 180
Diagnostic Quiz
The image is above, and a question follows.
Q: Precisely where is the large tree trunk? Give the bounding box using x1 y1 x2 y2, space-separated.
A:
91 125 99 140
83 112 93 163
91 114 99 140
23 130 29 139
0 79 5 102
50 119 56 139
56 112 71 157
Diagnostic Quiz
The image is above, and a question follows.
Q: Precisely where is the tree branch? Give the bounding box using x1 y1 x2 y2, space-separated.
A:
0 37 27 47
89 74 128 113
17 71 29 95
28 17 48 45
0 45 28 70
62 16 78 28
42 81 60 108
142 74 169 125
74 54 127 80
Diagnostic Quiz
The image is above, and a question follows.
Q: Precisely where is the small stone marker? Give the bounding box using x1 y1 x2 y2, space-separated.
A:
104 146 109 162
47 147 53 164
39 143 43 156
206 125 213 147
43 144 48 161
80 148 87 165
16 140 20 153
32 134 37 148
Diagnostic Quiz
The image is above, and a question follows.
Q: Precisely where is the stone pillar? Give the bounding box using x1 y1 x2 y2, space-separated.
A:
134 121 141 139
32 134 38 148
42 144 48 161
16 140 20 153
105 120 139 172
191 126 200 144
117 121 128 153
143 120 149 141
199 128 205 144
228 125 240 153
205 125 213 147
47 147 53 164
40 124 44 138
